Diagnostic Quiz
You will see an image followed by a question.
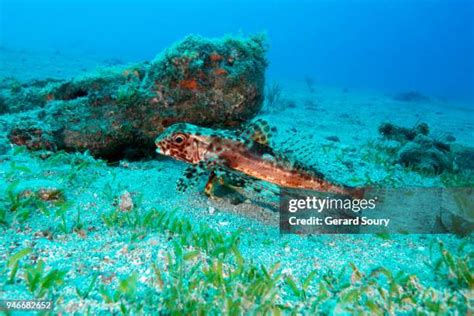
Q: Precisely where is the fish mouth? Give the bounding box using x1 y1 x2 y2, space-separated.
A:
156 146 188 163
175 155 189 163
155 143 169 156
155 144 164 155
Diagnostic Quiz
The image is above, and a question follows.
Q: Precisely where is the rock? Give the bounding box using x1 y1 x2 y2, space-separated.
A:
378 122 474 175
378 122 429 142
0 77 56 113
0 96 7 114
342 160 353 169
119 191 133 212
9 127 58 151
452 145 474 172
444 134 456 142
326 136 340 142
393 91 429 102
379 139 402 151
397 135 453 174
440 188 474 235
4 35 267 160
15 180 65 203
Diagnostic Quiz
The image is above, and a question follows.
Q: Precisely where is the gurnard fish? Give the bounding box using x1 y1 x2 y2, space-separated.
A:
154 119 365 199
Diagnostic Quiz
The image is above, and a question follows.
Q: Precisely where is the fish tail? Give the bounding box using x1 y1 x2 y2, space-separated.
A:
349 187 366 200
350 186 386 204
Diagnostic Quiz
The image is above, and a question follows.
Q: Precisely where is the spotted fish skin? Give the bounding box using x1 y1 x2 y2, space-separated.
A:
155 121 364 198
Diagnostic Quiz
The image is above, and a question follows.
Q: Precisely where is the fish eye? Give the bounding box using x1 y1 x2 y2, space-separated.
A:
173 134 186 144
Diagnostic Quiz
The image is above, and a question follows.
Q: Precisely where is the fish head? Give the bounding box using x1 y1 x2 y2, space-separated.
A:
155 123 214 164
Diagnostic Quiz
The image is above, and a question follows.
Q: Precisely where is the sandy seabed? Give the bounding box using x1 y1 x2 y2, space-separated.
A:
0 47 472 314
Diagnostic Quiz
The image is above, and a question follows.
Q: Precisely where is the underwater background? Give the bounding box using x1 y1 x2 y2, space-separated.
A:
2 0 474 101
0 0 473 314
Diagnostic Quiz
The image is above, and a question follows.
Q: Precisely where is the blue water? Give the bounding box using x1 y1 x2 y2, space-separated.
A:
1 0 473 100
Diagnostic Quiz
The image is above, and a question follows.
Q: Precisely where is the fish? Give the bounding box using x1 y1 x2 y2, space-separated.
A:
154 119 365 199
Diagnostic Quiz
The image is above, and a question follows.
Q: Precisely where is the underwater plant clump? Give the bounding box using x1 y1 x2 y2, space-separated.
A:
1 35 267 160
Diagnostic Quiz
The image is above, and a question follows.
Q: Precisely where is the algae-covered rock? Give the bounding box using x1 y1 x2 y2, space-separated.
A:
397 135 452 174
378 122 429 142
3 35 267 159
378 122 456 174
0 77 63 113
440 188 474 235
452 145 474 172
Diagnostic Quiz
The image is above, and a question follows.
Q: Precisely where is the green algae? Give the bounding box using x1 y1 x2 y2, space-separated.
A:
23 260 67 299
2 206 471 314
430 241 474 291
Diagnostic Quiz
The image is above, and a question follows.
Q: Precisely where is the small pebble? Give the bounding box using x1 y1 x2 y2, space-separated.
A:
326 135 340 142
119 191 133 212
445 135 456 142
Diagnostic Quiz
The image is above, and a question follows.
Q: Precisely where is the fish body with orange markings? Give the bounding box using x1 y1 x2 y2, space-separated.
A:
155 120 365 199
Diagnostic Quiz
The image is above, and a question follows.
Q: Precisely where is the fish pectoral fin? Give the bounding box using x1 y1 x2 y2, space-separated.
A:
215 167 280 197
215 167 249 189
204 171 217 198
176 163 208 192
240 119 276 148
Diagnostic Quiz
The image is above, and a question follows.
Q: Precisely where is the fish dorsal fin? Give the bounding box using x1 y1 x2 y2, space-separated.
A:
241 119 276 147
